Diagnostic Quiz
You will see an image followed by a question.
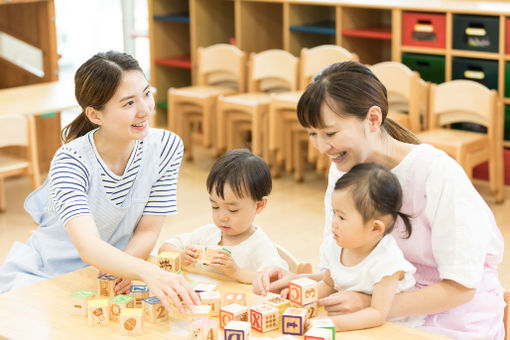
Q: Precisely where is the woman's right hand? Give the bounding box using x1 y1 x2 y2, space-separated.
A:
144 265 200 314
252 266 297 296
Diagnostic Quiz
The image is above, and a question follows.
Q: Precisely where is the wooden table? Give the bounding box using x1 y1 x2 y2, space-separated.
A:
0 81 79 171
0 266 450 340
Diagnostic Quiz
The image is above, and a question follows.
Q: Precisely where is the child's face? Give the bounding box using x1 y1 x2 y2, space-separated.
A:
331 188 374 249
209 183 264 238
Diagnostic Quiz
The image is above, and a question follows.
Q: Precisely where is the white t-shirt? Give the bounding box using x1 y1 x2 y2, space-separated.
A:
320 144 503 289
163 224 289 272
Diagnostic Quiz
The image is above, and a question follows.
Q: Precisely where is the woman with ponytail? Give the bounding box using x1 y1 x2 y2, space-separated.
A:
0 51 199 314
254 61 505 339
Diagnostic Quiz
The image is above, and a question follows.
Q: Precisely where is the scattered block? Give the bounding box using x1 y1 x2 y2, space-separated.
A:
191 245 222 265
219 303 248 329
109 294 135 321
309 318 336 340
188 317 218 340
289 278 318 306
188 304 212 320
97 273 118 298
158 251 181 273
224 320 251 340
291 301 318 319
70 290 95 316
263 292 290 315
194 283 217 293
282 307 307 336
130 284 150 307
87 298 109 326
199 291 221 316
119 308 143 335
304 327 333 340
223 293 246 306
250 304 279 333
142 296 168 322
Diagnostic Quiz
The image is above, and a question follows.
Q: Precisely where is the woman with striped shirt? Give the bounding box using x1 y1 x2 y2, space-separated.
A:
0 51 199 313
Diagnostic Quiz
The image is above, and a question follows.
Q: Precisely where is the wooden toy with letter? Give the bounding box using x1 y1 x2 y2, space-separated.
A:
96 273 118 298
223 292 246 306
191 245 222 265
157 251 181 273
288 278 318 306
304 327 333 340
263 292 290 315
250 304 279 333
291 300 318 319
130 284 150 307
70 290 95 316
224 320 251 340
188 304 212 320
142 296 168 322
87 298 109 326
219 303 248 328
119 308 143 335
188 317 218 340
109 294 135 321
199 290 221 316
281 307 307 336
309 318 336 340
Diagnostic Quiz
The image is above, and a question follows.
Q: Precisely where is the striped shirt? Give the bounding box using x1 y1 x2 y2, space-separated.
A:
49 130 183 225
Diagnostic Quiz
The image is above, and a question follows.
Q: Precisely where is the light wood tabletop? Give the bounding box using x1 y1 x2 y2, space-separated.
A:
0 265 450 340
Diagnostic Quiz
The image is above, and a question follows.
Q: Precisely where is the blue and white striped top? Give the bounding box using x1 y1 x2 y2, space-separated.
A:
49 130 183 225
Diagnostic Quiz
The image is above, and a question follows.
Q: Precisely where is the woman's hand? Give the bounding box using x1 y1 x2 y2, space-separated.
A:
252 266 296 296
183 245 199 266
319 290 371 315
209 250 239 278
143 265 200 314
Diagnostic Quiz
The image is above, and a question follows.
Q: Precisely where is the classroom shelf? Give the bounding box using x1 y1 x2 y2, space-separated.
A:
154 55 192 69
153 13 190 23
451 49 500 61
504 98 510 104
400 46 446 56
289 21 336 35
341 27 392 40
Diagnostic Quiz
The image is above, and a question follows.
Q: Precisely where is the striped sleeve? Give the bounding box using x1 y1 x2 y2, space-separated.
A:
49 146 91 225
143 131 184 215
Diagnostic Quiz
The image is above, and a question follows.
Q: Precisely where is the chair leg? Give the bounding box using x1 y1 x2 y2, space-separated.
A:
0 177 5 212
216 97 226 153
293 132 304 182
202 97 213 148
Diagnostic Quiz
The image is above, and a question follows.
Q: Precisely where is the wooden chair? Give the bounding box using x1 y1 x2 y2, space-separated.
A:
276 243 312 274
416 80 504 203
0 114 40 211
168 44 246 160
269 45 358 181
370 61 423 133
216 49 299 163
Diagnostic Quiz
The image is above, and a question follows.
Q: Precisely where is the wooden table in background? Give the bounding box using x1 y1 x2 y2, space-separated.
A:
0 80 79 172
0 265 450 340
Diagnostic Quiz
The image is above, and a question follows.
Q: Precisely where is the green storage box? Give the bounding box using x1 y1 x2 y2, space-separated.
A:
453 14 499 53
505 63 510 98
452 57 498 90
401 53 445 84
505 105 510 141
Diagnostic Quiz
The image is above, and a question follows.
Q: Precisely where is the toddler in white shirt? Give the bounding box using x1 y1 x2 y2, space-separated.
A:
159 149 288 283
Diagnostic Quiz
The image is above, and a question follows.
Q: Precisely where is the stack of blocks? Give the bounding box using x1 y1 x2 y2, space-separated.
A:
119 308 143 335
250 304 279 333
70 290 95 316
142 296 168 322
223 292 246 306
188 317 218 340
109 294 135 321
282 277 319 336
219 303 249 328
224 320 251 340
130 284 150 307
87 299 109 326
157 251 181 273
199 290 221 316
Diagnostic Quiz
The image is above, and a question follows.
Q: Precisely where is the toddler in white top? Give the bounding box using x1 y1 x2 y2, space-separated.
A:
159 149 288 283
314 163 423 330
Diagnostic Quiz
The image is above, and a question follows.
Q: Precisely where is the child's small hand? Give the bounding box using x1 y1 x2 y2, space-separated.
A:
183 246 199 266
209 249 239 278
280 287 289 299
115 278 132 294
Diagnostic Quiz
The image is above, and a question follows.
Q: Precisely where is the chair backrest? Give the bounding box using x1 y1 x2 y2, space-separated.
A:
371 61 421 132
300 45 359 90
0 114 31 148
276 243 312 274
197 44 247 92
248 49 299 93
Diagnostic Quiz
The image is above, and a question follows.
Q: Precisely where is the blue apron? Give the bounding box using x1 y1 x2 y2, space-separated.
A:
0 128 162 293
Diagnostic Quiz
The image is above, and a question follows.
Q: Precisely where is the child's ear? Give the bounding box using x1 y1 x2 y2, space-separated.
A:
255 196 268 214
85 106 103 126
371 219 386 236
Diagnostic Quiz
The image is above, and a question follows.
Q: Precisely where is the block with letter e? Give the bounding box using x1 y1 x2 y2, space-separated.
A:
282 307 307 335
289 277 318 306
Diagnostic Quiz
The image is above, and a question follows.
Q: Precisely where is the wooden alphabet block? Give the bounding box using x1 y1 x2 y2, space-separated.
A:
194 283 217 293
157 251 181 273
129 284 150 307
188 304 212 320
223 292 246 306
249 304 279 333
199 290 221 316
275 336 299 339
142 296 168 322
70 290 95 316
304 327 333 340
282 307 307 336
263 292 290 315
219 303 248 329
291 301 318 319
87 299 109 326
188 317 218 340
224 320 251 340
289 278 318 306
191 245 222 265
119 308 143 335
97 273 118 298
309 318 336 340
109 294 135 321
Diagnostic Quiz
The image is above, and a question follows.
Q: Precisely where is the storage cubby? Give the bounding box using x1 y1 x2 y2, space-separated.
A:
340 7 392 64
402 12 446 49
286 4 336 56
505 63 510 98
402 53 445 84
506 18 510 55
451 57 498 90
453 14 500 53
505 105 510 141
238 1 283 54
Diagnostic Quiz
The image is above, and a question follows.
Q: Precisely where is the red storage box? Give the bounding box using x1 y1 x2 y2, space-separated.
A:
506 18 510 55
402 12 446 49
473 148 510 185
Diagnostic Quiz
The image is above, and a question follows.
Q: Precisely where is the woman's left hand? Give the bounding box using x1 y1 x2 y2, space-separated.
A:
209 250 239 278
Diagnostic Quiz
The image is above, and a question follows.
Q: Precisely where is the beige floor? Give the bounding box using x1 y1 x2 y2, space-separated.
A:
1 146 510 289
